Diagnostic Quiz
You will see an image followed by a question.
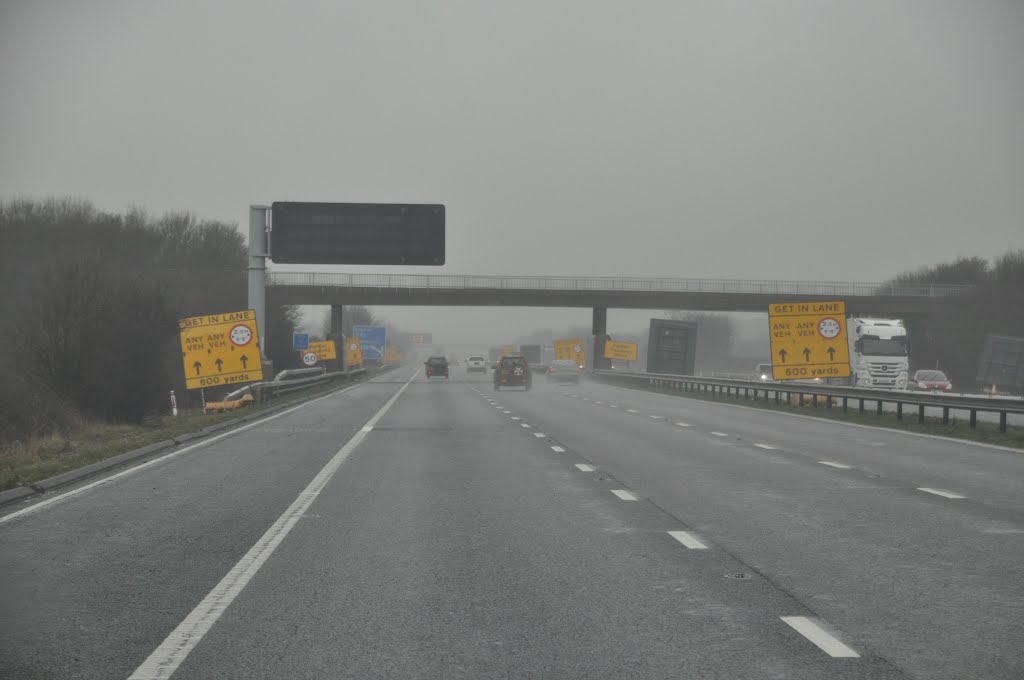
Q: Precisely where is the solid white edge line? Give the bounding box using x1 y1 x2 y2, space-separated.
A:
575 464 595 472
818 461 851 469
127 369 420 680
550 446 566 452
611 489 637 501
710 431 728 437
780 616 860 658
918 487 966 499
667 530 708 550
1 377 374 526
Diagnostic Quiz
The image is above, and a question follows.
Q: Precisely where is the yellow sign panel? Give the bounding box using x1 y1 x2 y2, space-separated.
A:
603 340 638 362
768 301 850 381
501 345 517 356
554 338 586 367
308 340 337 361
179 309 263 389
385 344 401 364
345 336 363 367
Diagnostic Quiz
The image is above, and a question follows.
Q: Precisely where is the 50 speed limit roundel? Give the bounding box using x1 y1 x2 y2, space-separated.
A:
818 317 841 340
230 324 253 346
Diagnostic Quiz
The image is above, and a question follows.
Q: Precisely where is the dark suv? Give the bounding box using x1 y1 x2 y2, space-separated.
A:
494 356 531 391
425 356 449 379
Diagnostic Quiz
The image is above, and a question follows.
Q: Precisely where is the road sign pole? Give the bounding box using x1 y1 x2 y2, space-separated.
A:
248 205 270 359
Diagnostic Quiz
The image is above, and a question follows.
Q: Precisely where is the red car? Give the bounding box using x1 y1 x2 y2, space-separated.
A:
909 369 952 392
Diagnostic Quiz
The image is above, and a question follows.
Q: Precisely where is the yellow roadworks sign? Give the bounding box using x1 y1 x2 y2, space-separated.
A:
603 340 638 362
345 336 363 366
501 345 517 357
385 344 401 364
554 338 586 367
768 301 850 381
308 340 337 361
179 309 263 389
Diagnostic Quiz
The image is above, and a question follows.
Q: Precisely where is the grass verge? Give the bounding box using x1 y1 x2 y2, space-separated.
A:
0 377 369 492
614 382 1024 449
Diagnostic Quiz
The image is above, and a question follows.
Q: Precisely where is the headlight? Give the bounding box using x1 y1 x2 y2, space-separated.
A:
761 374 768 380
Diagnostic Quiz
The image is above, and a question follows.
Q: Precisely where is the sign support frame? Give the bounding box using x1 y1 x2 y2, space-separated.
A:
247 205 270 359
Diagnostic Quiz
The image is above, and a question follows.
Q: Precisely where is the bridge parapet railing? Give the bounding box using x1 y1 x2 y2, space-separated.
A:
267 273 970 298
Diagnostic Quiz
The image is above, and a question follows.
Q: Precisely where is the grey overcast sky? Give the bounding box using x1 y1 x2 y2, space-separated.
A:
2 1 1022 346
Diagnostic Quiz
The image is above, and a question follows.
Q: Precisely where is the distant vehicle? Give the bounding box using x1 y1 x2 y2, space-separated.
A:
755 363 774 381
909 369 952 392
466 356 487 373
424 356 449 379
976 334 1024 395
546 359 582 384
494 355 531 391
520 344 542 366
847 318 909 389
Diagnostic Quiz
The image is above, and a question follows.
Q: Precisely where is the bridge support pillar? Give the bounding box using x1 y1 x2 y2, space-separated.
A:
592 307 610 370
329 305 344 340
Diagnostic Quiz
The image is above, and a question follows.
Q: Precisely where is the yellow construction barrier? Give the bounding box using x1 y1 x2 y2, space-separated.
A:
204 393 255 414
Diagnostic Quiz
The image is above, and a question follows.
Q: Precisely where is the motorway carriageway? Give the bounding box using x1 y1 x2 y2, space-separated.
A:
1 366 1023 679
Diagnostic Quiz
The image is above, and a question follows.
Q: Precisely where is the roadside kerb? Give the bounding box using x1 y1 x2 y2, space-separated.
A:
0 365 398 509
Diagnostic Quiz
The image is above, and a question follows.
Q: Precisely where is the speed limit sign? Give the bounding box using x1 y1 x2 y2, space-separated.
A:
302 351 318 366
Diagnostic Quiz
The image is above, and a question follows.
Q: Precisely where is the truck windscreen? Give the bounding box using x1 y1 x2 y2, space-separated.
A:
860 337 907 356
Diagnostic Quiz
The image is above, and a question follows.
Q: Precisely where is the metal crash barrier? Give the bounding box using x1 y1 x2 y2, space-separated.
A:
590 370 1024 433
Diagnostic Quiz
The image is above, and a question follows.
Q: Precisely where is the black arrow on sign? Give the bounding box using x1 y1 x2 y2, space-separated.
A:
778 349 788 364
803 348 812 361
240 355 249 369
215 358 224 372
827 346 836 361
193 361 202 376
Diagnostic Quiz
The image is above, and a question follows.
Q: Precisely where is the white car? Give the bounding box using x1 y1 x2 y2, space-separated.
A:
466 356 487 373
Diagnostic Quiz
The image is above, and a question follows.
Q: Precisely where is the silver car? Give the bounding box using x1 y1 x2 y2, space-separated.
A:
546 359 582 384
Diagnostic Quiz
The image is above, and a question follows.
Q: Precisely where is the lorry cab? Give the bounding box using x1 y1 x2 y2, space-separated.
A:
849 318 909 389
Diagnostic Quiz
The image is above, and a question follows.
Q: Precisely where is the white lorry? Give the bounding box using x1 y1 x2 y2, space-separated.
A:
847 317 909 389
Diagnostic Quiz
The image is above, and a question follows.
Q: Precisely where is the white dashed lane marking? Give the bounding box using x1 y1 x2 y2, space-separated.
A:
675 422 691 428
575 464 595 472
754 444 776 450
627 409 639 414
668 531 708 550
780 616 860 658
918 487 966 499
710 431 728 437
521 423 532 428
611 490 638 501
533 432 546 438
551 446 566 452
818 461 851 469
511 417 521 421
649 415 663 420
609 404 619 408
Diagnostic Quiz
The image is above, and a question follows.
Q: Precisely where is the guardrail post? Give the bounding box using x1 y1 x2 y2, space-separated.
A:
812 394 818 408
896 402 903 420
842 397 848 412
918 404 925 424
970 410 977 428
775 390 780 404
859 399 865 414
799 392 804 407
1000 412 1007 432
876 400 883 416
942 407 949 425
826 396 833 410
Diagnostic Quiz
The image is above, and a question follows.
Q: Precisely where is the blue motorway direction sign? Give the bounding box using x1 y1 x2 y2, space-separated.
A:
352 325 387 361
